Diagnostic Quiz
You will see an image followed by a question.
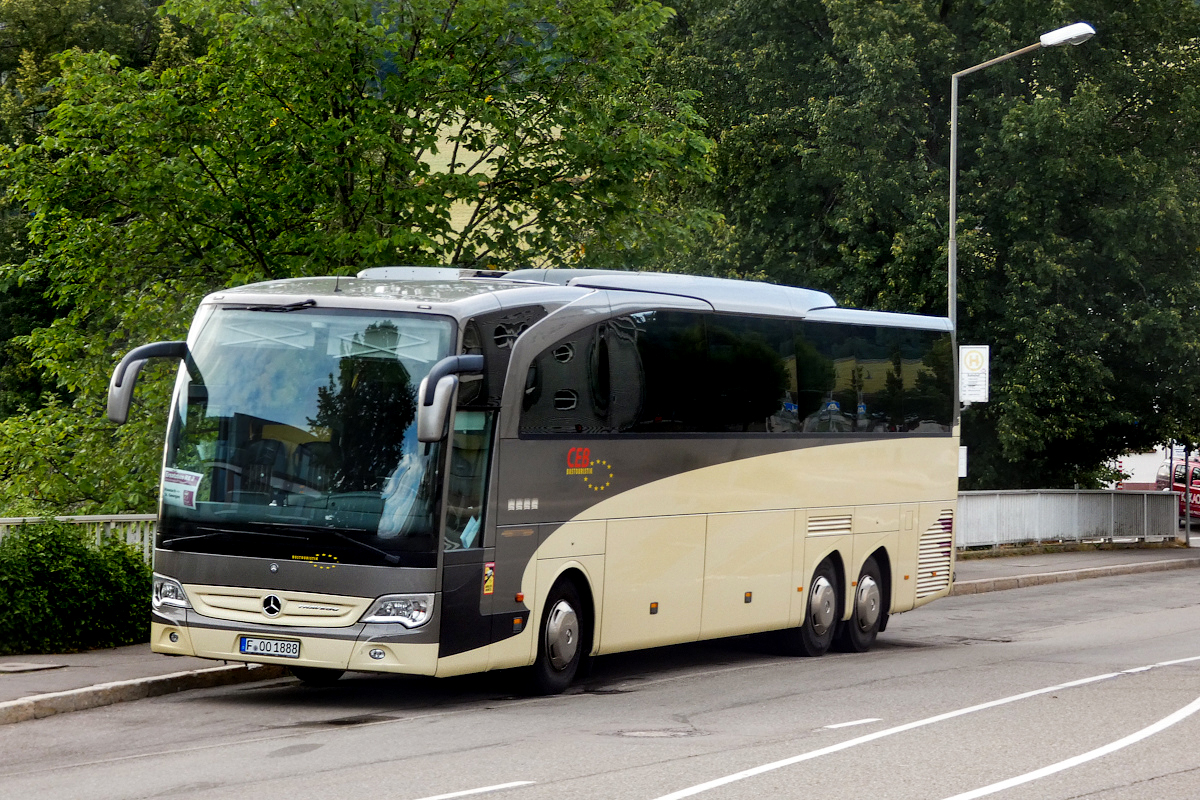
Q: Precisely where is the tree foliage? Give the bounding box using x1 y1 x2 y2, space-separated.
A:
0 0 180 439
5 0 1200 504
652 0 1200 487
0 0 711 512
0 0 173 144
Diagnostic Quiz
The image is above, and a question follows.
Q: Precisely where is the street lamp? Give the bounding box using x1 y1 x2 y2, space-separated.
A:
947 22 1096 330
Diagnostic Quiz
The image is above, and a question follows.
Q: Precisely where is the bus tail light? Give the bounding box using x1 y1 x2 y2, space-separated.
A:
360 594 435 628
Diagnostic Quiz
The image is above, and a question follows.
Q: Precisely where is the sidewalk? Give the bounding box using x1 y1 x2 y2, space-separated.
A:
951 546 1200 594
0 646 288 724
3 546 1200 725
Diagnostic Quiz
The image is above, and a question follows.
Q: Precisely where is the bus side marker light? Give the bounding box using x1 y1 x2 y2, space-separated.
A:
744 592 752 603
515 593 524 603
797 586 803 592
904 575 910 580
650 602 659 615
512 616 524 633
852 581 858 587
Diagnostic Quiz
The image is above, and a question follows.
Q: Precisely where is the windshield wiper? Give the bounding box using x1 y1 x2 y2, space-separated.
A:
164 526 310 545
326 530 402 566
229 521 403 566
252 522 404 566
241 299 317 312
164 521 404 566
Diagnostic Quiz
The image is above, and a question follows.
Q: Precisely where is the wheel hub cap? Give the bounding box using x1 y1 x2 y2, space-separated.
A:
809 576 836 636
855 576 881 632
545 599 579 670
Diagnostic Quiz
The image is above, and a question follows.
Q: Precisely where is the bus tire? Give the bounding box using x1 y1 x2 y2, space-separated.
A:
529 579 586 695
781 559 840 657
835 557 883 653
290 666 345 686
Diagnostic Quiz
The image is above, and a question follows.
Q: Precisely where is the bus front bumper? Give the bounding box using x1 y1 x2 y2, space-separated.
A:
151 611 439 676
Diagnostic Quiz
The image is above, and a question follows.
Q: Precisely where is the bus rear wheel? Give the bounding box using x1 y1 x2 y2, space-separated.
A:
530 580 586 695
835 557 883 653
781 559 840 657
290 666 345 686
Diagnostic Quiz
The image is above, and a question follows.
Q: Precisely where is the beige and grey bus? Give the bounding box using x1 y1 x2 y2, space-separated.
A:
108 268 958 693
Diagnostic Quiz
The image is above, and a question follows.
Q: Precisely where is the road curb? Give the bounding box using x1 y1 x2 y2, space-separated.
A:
951 556 1200 596
0 662 289 726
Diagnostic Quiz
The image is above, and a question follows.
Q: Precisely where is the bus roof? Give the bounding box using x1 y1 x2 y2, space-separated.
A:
203 267 951 331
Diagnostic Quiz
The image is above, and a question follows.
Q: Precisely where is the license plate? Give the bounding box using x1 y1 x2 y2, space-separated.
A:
239 636 300 658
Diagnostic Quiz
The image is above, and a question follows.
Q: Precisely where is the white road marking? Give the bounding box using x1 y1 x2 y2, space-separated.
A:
650 653 1200 800
823 718 882 729
410 782 535 800
939 694 1200 800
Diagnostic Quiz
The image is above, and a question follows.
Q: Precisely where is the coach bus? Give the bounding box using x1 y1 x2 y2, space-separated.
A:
107 268 958 693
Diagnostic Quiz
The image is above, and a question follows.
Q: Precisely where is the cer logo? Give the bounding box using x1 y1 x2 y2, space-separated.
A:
567 447 591 469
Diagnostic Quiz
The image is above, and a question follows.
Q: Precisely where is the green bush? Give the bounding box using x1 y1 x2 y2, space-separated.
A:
0 522 151 655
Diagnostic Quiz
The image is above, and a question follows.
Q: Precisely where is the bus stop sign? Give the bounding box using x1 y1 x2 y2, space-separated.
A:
959 345 989 404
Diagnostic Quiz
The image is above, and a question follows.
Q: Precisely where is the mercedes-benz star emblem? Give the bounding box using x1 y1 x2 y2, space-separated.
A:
262 595 282 617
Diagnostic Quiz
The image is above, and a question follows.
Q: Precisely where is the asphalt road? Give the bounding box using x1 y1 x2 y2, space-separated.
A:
4 570 1200 800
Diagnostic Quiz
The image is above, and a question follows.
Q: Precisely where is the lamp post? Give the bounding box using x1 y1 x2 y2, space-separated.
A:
947 22 1096 331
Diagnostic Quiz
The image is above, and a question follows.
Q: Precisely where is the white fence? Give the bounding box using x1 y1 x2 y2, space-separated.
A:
0 514 157 562
0 491 1183 563
957 490 1182 548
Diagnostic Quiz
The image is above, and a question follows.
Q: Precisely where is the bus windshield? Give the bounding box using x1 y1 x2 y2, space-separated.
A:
160 306 455 568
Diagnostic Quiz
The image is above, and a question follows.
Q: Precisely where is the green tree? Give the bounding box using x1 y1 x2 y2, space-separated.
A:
0 0 711 513
0 0 174 144
0 0 186 445
652 0 1200 487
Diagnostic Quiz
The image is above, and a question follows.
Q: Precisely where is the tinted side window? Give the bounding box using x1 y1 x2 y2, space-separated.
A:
517 313 952 436
799 323 953 434
519 320 641 434
628 312 796 433
459 306 547 407
702 315 797 432
628 311 707 432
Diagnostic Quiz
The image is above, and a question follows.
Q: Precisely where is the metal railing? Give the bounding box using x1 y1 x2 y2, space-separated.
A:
956 490 1182 548
0 514 157 563
0 490 1183 564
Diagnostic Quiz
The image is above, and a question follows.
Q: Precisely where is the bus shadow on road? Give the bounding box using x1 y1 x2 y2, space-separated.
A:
201 632 906 718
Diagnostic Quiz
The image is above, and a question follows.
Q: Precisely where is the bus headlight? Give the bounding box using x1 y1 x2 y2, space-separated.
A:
360 594 434 628
152 574 191 610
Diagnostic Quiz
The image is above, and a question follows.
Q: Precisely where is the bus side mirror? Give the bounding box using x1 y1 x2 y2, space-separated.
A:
107 341 189 424
417 355 485 443
417 374 458 442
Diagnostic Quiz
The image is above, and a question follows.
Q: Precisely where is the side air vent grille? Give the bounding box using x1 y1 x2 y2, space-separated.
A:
808 514 853 537
916 511 954 598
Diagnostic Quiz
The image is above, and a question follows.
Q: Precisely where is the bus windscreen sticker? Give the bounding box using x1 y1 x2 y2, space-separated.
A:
162 468 203 510
483 562 495 595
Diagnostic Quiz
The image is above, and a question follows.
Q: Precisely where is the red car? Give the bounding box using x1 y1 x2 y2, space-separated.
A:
1155 460 1200 520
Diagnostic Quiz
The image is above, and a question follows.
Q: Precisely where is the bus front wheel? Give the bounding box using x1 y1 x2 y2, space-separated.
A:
781 559 840 657
835 557 883 653
530 580 586 694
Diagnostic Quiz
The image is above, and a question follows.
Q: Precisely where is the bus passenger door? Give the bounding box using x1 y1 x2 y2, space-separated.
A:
437 411 496 671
